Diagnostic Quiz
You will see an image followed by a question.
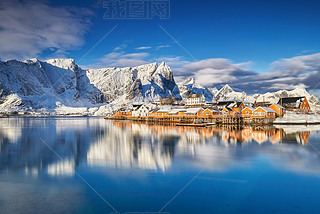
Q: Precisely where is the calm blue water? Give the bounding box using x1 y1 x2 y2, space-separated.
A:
1 117 320 214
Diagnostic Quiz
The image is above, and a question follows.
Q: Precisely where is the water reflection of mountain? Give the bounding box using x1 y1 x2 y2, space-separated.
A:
0 118 103 175
1 118 320 176
87 122 177 171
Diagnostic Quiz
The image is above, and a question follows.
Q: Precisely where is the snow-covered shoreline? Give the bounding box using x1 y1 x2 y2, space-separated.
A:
273 112 320 125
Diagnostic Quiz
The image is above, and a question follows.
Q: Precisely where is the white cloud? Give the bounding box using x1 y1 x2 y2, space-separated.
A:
171 53 320 95
156 56 190 68
114 44 127 51
156 45 171 49
95 51 150 67
0 0 92 60
270 53 320 76
239 53 320 93
136 46 152 50
174 58 255 86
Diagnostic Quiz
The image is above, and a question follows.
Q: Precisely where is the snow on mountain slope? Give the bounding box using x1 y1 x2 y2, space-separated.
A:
247 88 319 110
213 84 319 108
0 58 105 111
1 58 319 114
251 88 318 104
86 62 180 104
0 59 180 112
215 84 246 101
177 77 216 102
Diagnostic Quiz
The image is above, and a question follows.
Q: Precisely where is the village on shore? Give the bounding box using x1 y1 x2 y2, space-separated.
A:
111 93 318 125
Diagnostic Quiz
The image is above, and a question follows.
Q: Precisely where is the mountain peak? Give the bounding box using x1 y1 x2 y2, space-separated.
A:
44 58 77 71
217 84 234 95
221 84 233 91
178 77 195 86
24 58 40 64
159 61 166 66
214 84 237 101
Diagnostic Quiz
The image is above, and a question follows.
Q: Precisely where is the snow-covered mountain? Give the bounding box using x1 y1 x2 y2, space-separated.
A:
213 84 319 109
0 58 319 114
177 77 217 102
215 84 246 101
86 62 180 104
0 59 180 112
0 58 105 111
249 88 319 105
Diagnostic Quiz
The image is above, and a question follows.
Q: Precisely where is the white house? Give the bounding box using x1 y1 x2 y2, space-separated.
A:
186 94 205 106
132 104 149 117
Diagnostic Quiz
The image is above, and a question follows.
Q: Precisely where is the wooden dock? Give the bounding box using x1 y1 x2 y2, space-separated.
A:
108 114 276 126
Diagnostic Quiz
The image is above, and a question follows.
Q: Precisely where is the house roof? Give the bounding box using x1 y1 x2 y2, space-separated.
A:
235 101 246 107
270 103 284 109
228 103 237 108
277 97 305 104
242 101 254 105
168 109 180 114
187 94 203 98
120 110 131 113
168 109 187 114
157 109 171 113
255 107 276 113
132 104 143 108
223 107 233 111
133 104 149 111
254 101 272 106
133 106 141 111
242 107 255 112
185 108 203 114
217 101 234 106
204 108 219 112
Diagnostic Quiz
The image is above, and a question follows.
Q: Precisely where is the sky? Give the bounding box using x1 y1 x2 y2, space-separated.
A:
0 0 320 95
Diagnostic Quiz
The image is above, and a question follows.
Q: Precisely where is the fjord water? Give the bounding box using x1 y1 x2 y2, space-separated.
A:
1 117 320 214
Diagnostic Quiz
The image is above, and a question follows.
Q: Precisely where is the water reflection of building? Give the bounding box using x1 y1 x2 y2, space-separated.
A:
87 122 314 171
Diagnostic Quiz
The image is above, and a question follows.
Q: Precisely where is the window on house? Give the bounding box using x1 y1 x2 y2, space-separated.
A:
246 111 249 114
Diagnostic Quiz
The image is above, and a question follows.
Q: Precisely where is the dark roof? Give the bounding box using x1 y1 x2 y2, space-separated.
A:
277 97 305 104
254 101 272 107
187 93 203 98
132 104 143 108
236 102 242 107
216 101 234 106
133 105 147 111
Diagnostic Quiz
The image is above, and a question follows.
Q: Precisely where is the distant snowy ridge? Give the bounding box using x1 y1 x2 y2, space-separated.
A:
177 78 319 110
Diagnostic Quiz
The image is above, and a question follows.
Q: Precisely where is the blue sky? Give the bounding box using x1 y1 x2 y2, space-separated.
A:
0 0 320 94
